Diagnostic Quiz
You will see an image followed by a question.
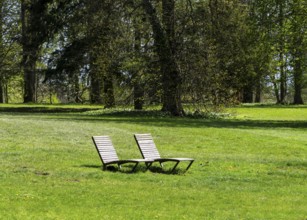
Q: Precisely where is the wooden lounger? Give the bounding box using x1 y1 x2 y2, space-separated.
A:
92 136 152 172
134 134 194 173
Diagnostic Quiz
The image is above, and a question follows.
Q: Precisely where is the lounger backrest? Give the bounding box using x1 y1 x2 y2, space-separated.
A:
92 136 119 163
134 134 161 160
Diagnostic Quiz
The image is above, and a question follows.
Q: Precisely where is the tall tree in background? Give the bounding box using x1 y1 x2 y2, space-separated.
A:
21 0 74 103
0 0 21 103
208 0 254 104
276 0 288 104
21 0 42 102
142 0 183 116
119 1 158 110
179 0 252 105
86 0 123 107
49 0 120 107
249 0 301 104
290 0 306 104
131 8 146 110
0 0 4 103
248 1 272 103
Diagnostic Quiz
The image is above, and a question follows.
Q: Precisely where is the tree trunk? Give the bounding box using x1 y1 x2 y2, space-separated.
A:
133 21 144 110
142 0 183 116
4 83 7 103
103 71 115 108
255 76 262 103
73 74 81 103
134 82 144 110
292 0 304 105
279 51 286 104
0 82 3 103
293 46 304 104
90 71 103 104
0 0 4 104
21 0 37 103
242 86 253 103
271 75 280 104
278 0 286 104
23 53 37 103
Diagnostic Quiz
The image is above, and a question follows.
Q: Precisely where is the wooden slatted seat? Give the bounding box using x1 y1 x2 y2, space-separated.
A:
134 134 194 173
92 136 152 172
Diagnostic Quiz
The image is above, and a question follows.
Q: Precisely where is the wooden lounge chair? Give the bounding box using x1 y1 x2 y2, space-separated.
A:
134 134 194 173
92 136 152 172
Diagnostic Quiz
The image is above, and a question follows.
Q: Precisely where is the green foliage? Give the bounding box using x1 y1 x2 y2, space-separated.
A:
1 0 307 112
180 0 254 105
0 0 22 103
0 104 306 219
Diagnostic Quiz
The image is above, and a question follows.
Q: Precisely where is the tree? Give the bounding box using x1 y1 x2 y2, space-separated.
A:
21 0 76 103
0 0 21 103
0 0 4 102
47 1 122 107
87 1 121 108
142 0 183 116
290 0 306 104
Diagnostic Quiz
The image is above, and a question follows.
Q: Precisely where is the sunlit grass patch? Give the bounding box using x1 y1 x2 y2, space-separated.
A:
0 104 306 219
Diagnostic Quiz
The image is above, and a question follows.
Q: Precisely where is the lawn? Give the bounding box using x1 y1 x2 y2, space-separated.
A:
0 104 306 219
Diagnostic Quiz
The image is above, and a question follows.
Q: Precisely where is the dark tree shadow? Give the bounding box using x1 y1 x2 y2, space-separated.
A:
1 106 306 130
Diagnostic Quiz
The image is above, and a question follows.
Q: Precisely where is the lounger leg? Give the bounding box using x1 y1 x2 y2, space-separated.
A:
171 161 180 173
145 162 152 170
103 165 107 171
131 162 139 172
185 160 194 171
159 162 164 168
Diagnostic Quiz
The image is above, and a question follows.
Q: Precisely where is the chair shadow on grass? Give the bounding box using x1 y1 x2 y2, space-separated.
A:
147 166 184 175
80 164 150 173
80 164 184 174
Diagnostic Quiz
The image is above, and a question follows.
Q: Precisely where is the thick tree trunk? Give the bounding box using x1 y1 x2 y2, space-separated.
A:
103 71 115 108
242 86 253 103
90 70 103 104
21 0 37 103
134 82 144 110
142 0 183 116
89 45 103 104
293 49 304 104
23 52 37 103
292 1 304 105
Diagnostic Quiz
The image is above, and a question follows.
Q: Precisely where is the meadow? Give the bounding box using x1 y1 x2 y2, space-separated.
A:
0 104 306 219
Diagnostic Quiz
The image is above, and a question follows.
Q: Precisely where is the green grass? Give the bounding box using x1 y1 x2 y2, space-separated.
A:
0 104 306 219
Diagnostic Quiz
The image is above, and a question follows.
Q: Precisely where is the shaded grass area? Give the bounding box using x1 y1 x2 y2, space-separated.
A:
0 104 306 219
0 103 101 113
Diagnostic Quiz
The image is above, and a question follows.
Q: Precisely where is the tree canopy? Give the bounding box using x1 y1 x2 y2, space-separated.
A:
0 0 306 114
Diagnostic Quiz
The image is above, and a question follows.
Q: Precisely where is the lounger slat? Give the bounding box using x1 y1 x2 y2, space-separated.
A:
92 136 120 162
99 153 118 158
99 153 118 157
134 134 161 159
